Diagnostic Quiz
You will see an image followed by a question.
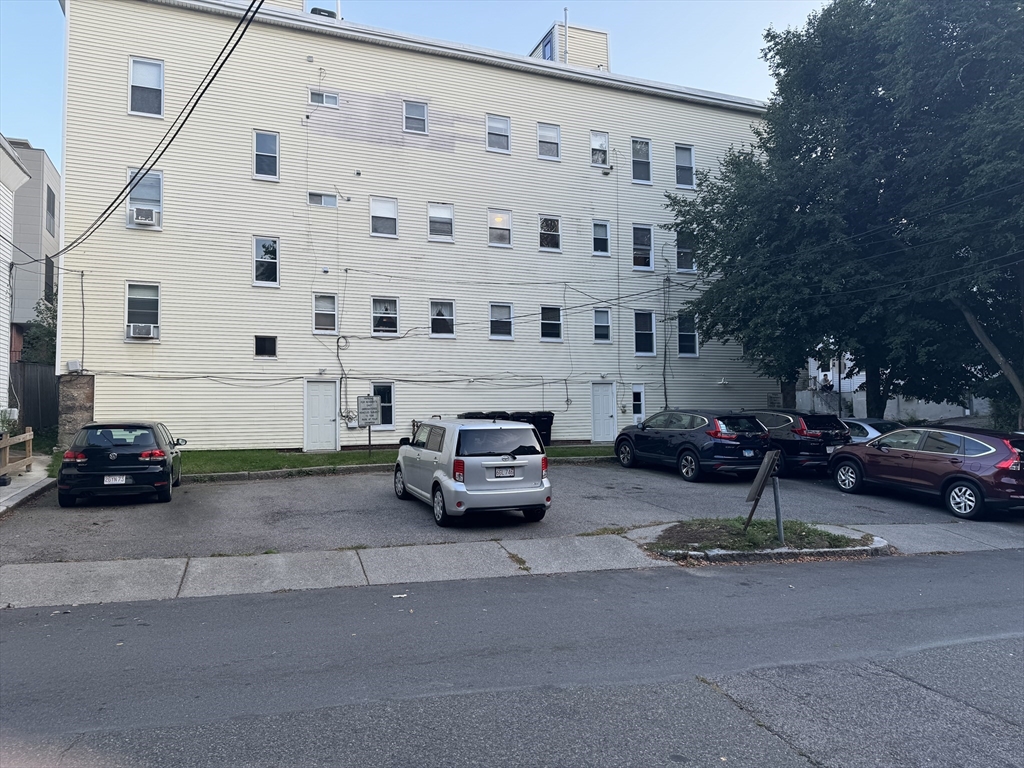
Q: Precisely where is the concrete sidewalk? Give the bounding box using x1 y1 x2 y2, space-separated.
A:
0 455 53 515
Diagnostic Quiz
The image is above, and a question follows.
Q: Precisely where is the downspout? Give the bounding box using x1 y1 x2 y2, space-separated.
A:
563 7 569 65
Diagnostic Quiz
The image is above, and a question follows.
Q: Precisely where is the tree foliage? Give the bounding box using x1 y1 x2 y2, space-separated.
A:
665 0 1023 422
20 296 57 365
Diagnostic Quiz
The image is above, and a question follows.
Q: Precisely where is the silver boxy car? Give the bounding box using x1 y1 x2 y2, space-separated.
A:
394 419 552 526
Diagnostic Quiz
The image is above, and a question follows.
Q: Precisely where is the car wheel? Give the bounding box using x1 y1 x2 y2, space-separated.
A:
834 460 863 494
394 465 411 500
522 506 546 523
772 449 788 477
157 480 172 503
945 480 984 520
616 440 636 468
678 450 702 482
432 486 452 527
57 492 76 508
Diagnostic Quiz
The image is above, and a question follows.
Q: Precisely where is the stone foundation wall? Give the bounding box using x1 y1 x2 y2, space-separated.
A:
58 374 94 447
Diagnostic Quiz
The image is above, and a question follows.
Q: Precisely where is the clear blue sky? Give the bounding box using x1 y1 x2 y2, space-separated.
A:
0 0 823 169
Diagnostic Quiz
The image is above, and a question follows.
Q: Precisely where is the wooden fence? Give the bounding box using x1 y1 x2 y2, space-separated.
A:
8 362 59 431
0 427 34 477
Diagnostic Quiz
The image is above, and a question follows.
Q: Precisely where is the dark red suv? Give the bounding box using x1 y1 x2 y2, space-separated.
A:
829 426 1024 519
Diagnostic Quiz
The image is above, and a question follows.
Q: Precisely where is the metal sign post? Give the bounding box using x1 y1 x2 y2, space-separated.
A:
743 450 782 542
356 395 382 458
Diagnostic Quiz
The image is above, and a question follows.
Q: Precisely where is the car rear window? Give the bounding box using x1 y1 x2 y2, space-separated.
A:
75 426 157 449
803 415 847 430
717 416 764 433
872 421 904 434
456 428 543 457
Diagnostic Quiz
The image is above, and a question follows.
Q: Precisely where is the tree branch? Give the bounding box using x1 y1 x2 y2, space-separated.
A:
951 295 1024 423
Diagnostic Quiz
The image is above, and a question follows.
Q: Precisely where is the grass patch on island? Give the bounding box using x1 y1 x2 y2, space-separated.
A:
649 517 871 553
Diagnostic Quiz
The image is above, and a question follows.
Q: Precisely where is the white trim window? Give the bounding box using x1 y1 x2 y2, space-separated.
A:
427 202 454 241
372 382 395 430
594 308 611 342
253 236 279 286
632 226 653 270
371 297 399 336
129 57 163 117
488 209 512 247
591 131 609 167
634 311 656 356
631 137 652 183
370 197 398 237
308 192 337 207
675 144 695 188
255 335 277 358
676 231 695 272
541 33 554 61
678 313 699 357
253 131 279 181
126 168 162 229
313 293 338 334
539 216 561 251
404 101 428 133
46 186 56 236
308 89 339 107
490 303 513 339
540 306 563 341
429 300 455 337
486 114 511 153
125 282 160 340
537 123 560 160
593 220 610 256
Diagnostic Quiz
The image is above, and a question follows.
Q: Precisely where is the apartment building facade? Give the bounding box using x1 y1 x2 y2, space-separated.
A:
58 0 778 450
2 134 33 410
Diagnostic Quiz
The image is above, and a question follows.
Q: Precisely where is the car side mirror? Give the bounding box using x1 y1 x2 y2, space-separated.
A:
399 437 411 446
638 423 647 431
175 438 187 446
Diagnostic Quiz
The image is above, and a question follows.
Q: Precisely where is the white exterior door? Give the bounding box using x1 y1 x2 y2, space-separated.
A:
632 384 646 425
591 382 616 442
305 380 338 451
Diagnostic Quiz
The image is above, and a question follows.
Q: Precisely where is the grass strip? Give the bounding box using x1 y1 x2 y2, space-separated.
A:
649 517 871 553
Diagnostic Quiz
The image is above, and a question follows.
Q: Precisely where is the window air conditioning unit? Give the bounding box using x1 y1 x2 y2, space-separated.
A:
128 323 159 339
131 207 157 225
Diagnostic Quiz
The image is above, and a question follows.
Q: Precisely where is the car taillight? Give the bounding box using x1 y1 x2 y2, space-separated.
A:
792 418 823 438
453 459 465 482
140 449 166 461
541 455 548 479
705 420 737 441
995 443 1022 471
63 450 86 464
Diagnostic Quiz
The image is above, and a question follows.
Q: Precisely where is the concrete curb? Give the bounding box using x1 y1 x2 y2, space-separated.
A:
0 477 57 517
650 536 892 564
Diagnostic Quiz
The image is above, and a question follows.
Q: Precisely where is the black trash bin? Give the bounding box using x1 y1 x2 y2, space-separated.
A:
530 411 554 446
509 411 533 424
484 411 511 421
457 412 488 419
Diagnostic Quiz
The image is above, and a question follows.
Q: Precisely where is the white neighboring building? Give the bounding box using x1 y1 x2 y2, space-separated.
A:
58 0 780 449
1 134 33 412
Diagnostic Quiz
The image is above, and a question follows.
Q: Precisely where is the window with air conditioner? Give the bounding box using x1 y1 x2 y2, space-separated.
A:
129 57 163 117
633 225 653 270
430 300 455 337
675 144 695 188
308 89 339 107
313 294 337 333
253 130 279 180
488 209 512 247
540 306 562 341
404 101 428 133
632 138 652 183
634 311 655 356
370 197 398 237
490 303 513 339
125 283 159 340
126 168 162 229
372 297 399 336
486 114 511 153
427 203 454 241
253 236 279 287
593 220 610 256
537 123 560 160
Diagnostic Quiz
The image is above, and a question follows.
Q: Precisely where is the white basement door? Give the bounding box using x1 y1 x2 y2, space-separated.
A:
305 381 337 451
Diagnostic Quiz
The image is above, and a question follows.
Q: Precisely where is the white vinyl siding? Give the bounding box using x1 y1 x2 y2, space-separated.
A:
253 131 279 181
128 57 163 117
253 236 279 287
370 197 398 237
427 202 454 241
486 114 511 153
537 123 560 160
488 208 512 247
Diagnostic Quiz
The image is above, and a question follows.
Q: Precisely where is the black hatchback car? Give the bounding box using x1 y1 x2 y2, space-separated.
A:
742 409 851 475
615 410 769 481
57 422 187 507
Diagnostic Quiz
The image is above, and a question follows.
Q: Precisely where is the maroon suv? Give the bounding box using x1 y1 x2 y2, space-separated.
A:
829 426 1024 519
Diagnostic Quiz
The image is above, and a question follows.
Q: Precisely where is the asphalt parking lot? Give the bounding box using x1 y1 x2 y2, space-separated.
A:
2 462 1021 566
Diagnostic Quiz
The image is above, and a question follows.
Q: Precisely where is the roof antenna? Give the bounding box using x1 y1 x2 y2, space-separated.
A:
563 7 569 65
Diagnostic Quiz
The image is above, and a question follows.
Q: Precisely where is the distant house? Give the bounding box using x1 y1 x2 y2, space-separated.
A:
57 0 779 449
1 134 33 412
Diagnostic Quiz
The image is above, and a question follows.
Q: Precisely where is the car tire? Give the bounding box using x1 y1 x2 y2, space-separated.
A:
616 440 636 468
678 450 703 482
944 480 984 520
834 460 863 494
157 480 172 503
432 486 452 527
772 449 789 477
522 506 546 523
57 492 76 508
394 465 412 500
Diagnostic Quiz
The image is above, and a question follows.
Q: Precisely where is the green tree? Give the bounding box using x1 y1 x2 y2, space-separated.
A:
20 296 57 365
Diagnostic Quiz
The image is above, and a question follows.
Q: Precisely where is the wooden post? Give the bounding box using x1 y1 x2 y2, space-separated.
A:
25 427 33 472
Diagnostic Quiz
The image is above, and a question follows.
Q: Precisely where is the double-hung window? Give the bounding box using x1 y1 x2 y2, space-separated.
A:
255 336 277 358
632 226 653 270
253 236 279 286
253 131 279 180
594 309 611 342
675 145 695 188
308 192 337 207
631 138 652 183
309 90 339 107
313 294 338 333
427 203 454 241
46 186 56 235
370 197 398 237
430 300 455 337
372 297 399 335
678 313 698 356
539 216 561 251
372 383 395 429
404 101 428 133
486 114 511 152
488 209 512 247
126 283 159 339
593 220 610 256
541 34 554 60
634 311 655 356
591 131 609 166
129 57 163 117
127 168 162 228
540 306 562 341
676 231 695 272
490 303 513 339
537 123 560 160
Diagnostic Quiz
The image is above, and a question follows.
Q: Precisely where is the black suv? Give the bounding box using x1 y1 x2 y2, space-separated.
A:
615 410 769 481
743 409 850 475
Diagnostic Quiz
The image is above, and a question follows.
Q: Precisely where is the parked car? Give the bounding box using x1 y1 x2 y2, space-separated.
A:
394 419 551 526
742 409 851 475
615 410 770 481
841 418 906 444
57 421 186 507
830 426 1024 519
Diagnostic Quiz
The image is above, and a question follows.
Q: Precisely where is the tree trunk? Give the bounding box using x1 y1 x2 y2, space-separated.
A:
863 364 888 419
779 378 796 409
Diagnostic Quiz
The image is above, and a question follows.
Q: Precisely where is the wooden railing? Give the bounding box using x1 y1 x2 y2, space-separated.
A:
0 427 34 477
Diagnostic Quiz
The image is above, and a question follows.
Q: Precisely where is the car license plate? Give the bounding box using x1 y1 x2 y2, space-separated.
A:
826 445 836 454
104 475 127 485
494 467 515 478
743 449 754 458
